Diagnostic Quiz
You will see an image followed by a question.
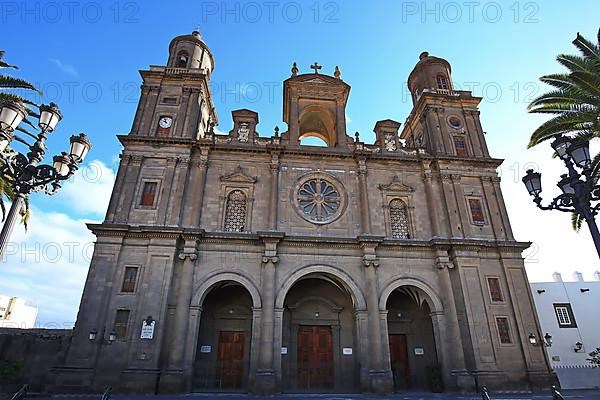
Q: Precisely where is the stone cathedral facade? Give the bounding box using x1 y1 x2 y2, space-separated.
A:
55 32 551 394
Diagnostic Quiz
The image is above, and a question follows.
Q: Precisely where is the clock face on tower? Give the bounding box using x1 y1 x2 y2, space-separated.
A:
159 116 173 129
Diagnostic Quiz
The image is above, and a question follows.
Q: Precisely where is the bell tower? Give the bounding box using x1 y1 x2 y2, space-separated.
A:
129 31 217 140
402 52 490 158
282 63 351 148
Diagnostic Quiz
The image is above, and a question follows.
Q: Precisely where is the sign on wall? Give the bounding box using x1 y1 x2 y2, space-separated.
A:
140 320 155 339
414 347 424 355
200 345 212 353
343 347 353 355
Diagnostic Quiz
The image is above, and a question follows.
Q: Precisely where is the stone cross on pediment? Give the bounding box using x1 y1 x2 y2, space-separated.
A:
310 62 322 74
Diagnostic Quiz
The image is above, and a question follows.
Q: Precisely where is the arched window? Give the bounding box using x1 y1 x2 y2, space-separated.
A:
177 51 189 68
389 199 410 239
224 190 247 232
436 75 449 91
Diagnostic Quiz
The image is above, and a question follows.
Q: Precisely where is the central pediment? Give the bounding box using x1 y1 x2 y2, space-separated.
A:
286 73 347 86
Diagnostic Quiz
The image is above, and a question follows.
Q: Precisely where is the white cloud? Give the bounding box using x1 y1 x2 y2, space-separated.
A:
0 207 98 328
54 160 116 216
48 58 78 76
0 159 115 327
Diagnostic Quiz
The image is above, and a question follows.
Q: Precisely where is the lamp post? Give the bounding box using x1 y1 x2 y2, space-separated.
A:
522 134 600 258
0 101 91 259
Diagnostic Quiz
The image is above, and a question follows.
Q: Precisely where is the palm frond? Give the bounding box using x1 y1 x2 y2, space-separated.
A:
0 93 39 108
0 76 41 93
573 31 600 64
528 110 600 147
0 60 18 69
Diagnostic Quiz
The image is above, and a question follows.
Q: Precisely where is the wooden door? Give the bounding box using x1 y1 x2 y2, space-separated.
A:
297 325 333 389
217 331 245 389
389 334 409 390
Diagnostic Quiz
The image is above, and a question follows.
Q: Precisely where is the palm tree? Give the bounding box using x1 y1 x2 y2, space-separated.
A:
527 29 600 230
0 51 42 226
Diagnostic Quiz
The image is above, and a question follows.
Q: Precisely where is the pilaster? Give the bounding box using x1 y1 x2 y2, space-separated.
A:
253 231 284 395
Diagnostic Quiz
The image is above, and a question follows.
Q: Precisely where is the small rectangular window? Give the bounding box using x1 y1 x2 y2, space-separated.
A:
553 303 577 328
121 267 139 293
496 317 512 344
140 182 157 206
436 75 449 90
114 310 130 340
453 136 467 157
487 277 503 302
468 198 485 225
161 97 177 105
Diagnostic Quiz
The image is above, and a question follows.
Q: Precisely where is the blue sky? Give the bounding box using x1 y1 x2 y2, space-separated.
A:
1 1 600 326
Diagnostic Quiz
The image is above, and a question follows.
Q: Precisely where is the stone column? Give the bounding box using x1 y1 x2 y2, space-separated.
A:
335 100 347 148
181 147 209 227
289 96 300 145
379 310 391 372
166 158 189 225
451 174 471 237
422 169 441 237
167 241 198 371
131 85 151 135
440 173 463 238
434 249 469 390
182 305 202 383
139 85 160 135
254 233 283 394
424 105 446 154
355 310 370 391
481 176 504 239
105 154 129 222
360 238 393 394
467 110 490 157
267 152 280 230
492 176 514 240
177 87 194 138
158 157 178 224
357 157 371 234
121 155 143 222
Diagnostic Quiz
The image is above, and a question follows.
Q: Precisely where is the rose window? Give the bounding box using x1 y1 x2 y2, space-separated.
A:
295 177 343 224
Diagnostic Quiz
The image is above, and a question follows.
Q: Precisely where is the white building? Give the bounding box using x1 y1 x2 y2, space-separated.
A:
530 271 600 389
0 295 38 329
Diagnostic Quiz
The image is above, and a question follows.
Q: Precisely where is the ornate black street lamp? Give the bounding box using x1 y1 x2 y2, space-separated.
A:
0 101 92 259
522 134 600 258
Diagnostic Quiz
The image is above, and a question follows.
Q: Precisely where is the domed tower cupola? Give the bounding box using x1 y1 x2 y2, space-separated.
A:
407 51 452 104
167 31 215 76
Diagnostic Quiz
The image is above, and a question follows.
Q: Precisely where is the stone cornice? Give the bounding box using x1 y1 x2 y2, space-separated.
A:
118 135 196 147
116 135 502 168
87 223 530 252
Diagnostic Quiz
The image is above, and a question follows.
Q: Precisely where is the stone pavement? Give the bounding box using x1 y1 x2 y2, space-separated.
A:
33 390 600 400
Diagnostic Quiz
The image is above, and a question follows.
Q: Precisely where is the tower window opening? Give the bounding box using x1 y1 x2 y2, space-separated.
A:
177 51 189 68
436 75 449 91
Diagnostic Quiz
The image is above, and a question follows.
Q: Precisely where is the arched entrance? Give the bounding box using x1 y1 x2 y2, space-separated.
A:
192 282 254 391
385 286 442 392
280 273 360 393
